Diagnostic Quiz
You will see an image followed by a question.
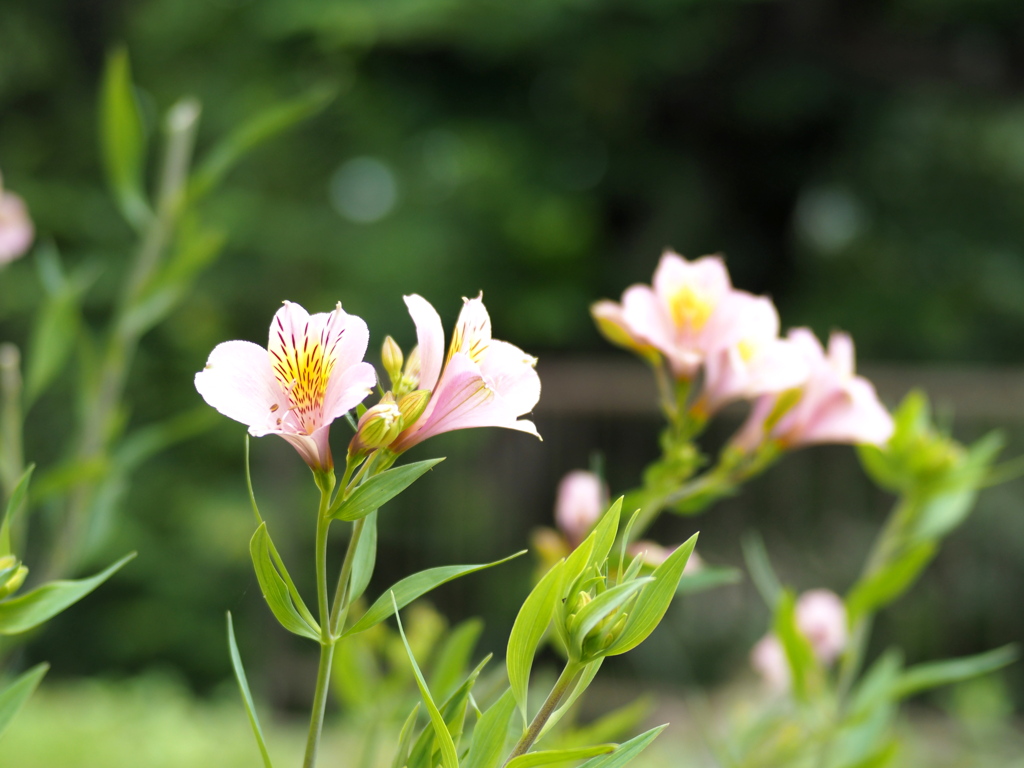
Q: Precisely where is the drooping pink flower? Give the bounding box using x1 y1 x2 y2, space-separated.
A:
554 470 607 547
734 328 892 451
694 292 809 416
389 293 541 452
0 171 34 265
596 251 733 379
195 301 376 470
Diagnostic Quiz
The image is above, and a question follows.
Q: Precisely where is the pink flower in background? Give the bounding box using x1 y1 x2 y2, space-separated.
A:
628 541 704 573
390 293 541 452
750 588 849 691
695 291 809 415
0 171 34 265
195 301 376 470
795 589 847 664
750 634 789 692
593 251 734 379
554 470 607 546
734 328 892 450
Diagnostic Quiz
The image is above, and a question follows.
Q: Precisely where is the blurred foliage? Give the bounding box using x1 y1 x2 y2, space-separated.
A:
3 0 1024 716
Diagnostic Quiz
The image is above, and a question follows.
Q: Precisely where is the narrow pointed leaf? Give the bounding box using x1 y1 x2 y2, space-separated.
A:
606 533 697 656
100 47 149 228
506 744 615 768
0 662 48 739
893 645 1018 699
393 595 459 768
249 523 320 641
0 465 34 558
0 552 135 635
462 688 517 768
227 613 274 768
409 654 491 768
741 533 781 608
190 88 335 201
345 550 524 637
846 541 936 623
576 724 668 768
430 617 484 702
349 510 377 603
774 589 817 701
507 558 564 724
391 703 421 768
677 566 742 594
331 459 445 521
588 498 622 570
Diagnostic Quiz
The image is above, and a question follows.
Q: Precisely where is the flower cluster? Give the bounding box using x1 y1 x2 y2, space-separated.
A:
195 294 541 471
593 250 892 449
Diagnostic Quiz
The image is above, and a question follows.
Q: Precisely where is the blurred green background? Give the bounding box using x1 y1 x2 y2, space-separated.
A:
1 0 1023 754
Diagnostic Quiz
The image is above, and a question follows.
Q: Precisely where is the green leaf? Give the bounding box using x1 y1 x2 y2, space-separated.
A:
249 523 320 641
848 649 903 721
331 458 445 522
462 688 517 768
0 552 135 635
430 617 485 703
345 551 524 637
575 724 668 768
741 533 781 608
99 47 149 229
560 696 652 748
605 533 697 656
677 566 742 595
409 654 491 768
892 645 1018 700
349 510 377 603
393 595 459 768
190 87 334 202
0 465 34 558
774 590 817 701
588 498 622 570
391 703 421 768
226 613 274 768
507 558 564 725
846 541 936 624
0 662 48 740
505 744 615 768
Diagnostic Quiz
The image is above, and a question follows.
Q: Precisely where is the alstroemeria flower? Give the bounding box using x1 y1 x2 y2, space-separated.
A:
593 251 733 379
195 301 376 470
695 291 809 416
389 293 540 452
554 470 607 547
734 328 893 450
751 588 848 691
0 171 34 265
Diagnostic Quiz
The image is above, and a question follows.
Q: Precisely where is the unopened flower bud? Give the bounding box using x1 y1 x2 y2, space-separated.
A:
0 555 28 599
350 396 403 455
0 170 34 266
795 589 847 664
382 336 404 386
751 634 789 692
398 389 431 426
555 471 607 547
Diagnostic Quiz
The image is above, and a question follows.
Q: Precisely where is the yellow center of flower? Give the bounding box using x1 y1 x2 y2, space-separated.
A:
268 317 340 434
737 338 758 363
668 285 715 331
448 318 490 365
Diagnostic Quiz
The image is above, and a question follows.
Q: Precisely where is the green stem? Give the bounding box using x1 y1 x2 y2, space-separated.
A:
0 344 24 504
329 516 366 636
303 642 335 768
503 662 582 764
303 481 335 768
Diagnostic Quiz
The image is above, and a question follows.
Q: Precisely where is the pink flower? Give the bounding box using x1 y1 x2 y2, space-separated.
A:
554 470 607 546
734 328 892 450
695 292 809 415
195 301 376 470
0 171 34 265
750 589 848 691
597 251 733 379
389 293 541 452
795 589 847 664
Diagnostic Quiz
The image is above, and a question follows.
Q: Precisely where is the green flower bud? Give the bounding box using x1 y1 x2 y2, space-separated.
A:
398 389 431 426
0 555 28 600
350 396 403 455
382 336 404 387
